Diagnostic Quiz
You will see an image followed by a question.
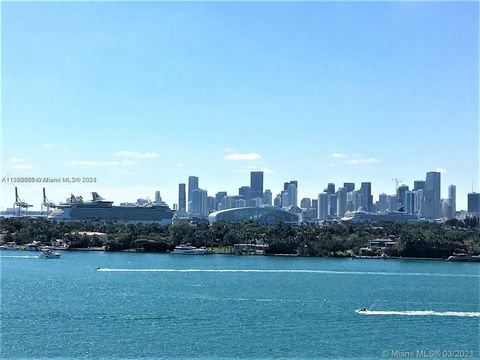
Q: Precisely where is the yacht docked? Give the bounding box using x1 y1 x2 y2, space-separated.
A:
171 245 212 255
23 241 42 251
0 242 18 251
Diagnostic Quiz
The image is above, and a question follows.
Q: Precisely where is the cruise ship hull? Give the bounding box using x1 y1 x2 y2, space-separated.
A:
48 206 173 225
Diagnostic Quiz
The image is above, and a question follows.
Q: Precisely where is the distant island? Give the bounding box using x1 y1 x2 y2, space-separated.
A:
1 217 479 259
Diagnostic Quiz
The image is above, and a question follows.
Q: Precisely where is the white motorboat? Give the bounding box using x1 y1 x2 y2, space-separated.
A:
38 248 61 259
355 308 369 314
0 242 18 251
171 245 212 255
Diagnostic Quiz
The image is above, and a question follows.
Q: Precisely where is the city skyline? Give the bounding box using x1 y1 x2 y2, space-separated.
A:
1 2 478 211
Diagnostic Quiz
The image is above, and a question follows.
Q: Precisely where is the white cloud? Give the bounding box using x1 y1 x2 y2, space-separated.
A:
121 160 137 166
224 147 236 153
42 143 53 148
435 168 447 173
137 152 160 159
332 153 346 158
224 152 262 161
344 158 380 164
14 163 33 169
114 151 159 159
11 157 23 163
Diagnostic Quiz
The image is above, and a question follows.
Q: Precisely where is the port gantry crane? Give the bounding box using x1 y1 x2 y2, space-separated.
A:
41 187 56 214
13 187 33 216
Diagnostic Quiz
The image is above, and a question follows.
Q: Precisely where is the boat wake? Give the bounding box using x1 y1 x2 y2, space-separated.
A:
95 268 479 278
355 310 480 317
0 255 39 259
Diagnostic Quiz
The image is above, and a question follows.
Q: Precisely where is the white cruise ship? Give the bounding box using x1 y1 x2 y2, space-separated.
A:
48 192 173 225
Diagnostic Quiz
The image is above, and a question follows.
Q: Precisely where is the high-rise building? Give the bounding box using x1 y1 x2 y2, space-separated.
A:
328 194 337 217
378 193 388 213
360 182 373 212
425 171 441 219
274 194 282 209
413 189 424 217
404 191 415 215
448 185 456 218
239 186 251 204
300 198 311 209
311 199 318 210
413 181 426 191
155 191 162 204
468 192 480 216
178 184 186 214
190 188 208 218
343 182 355 193
327 183 335 195
263 190 272 207
215 191 227 211
396 185 409 208
387 195 398 212
250 171 264 200
287 183 297 207
281 191 289 208
336 188 347 217
221 196 235 210
188 176 199 213
318 193 329 220
207 196 216 213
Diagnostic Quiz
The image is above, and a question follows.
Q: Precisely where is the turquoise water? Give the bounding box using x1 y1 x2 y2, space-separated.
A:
1 252 479 359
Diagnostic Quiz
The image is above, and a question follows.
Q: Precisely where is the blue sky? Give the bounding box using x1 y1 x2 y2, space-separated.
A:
1 1 478 210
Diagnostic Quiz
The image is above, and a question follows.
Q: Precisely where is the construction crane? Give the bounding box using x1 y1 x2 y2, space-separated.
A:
13 187 33 216
392 178 403 193
41 187 56 214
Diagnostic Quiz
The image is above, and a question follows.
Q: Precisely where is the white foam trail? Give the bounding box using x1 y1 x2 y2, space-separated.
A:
95 268 479 278
357 310 480 317
0 255 39 259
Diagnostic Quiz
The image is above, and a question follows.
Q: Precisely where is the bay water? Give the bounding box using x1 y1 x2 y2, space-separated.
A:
1 252 479 359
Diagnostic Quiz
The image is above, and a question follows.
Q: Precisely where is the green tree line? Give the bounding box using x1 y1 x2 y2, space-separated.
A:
1 217 479 258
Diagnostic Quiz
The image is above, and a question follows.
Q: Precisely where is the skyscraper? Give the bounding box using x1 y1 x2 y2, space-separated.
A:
155 191 161 204
188 176 199 213
448 185 456 218
178 184 186 214
239 186 251 204
468 192 480 217
287 182 298 207
336 188 347 217
343 182 355 193
327 183 335 195
263 190 272 207
413 180 426 191
250 171 264 200
318 193 329 220
378 193 388 213
396 185 409 208
425 171 441 219
360 182 373 212
300 198 311 209
191 188 208 218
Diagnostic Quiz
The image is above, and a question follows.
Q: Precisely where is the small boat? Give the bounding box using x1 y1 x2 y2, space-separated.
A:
0 242 18 251
23 241 42 251
445 254 480 262
171 245 212 255
355 308 369 314
38 248 61 259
